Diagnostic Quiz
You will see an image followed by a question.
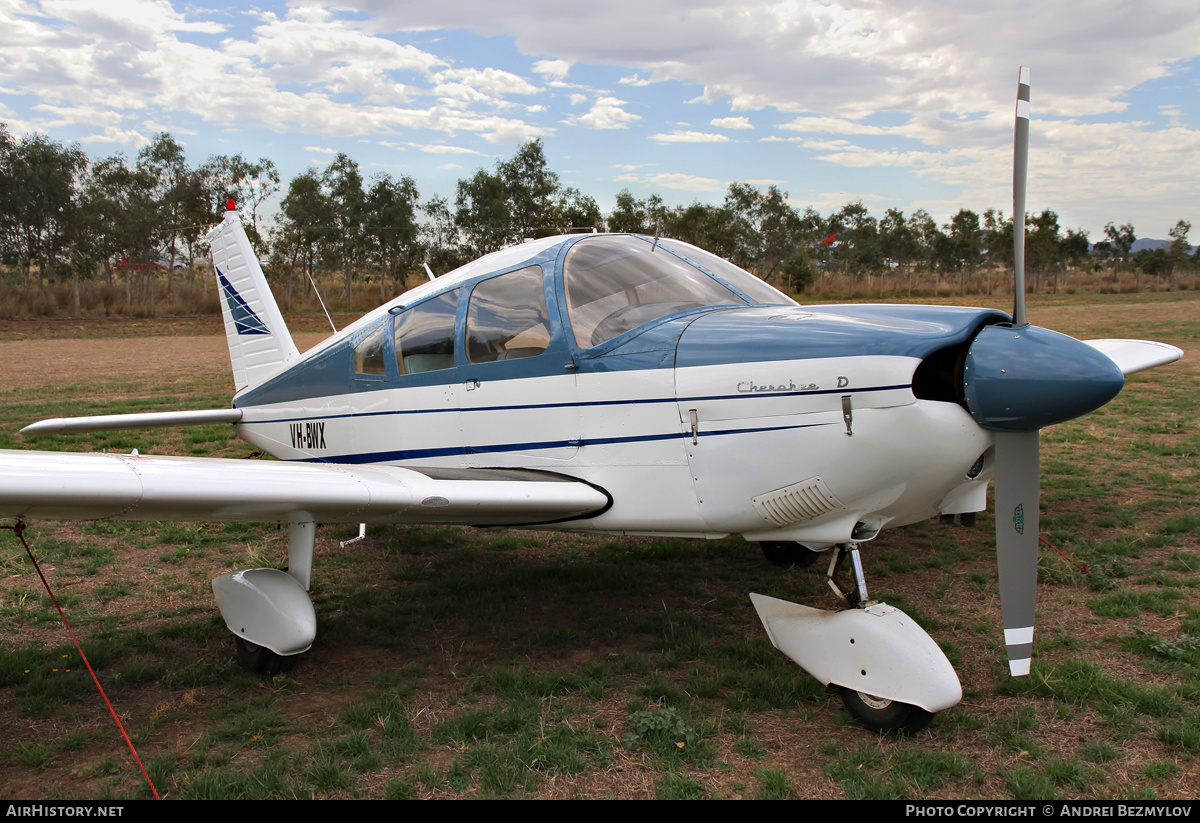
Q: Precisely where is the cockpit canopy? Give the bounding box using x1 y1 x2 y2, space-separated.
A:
563 235 795 348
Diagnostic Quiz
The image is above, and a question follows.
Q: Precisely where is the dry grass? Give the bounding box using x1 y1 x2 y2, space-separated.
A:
0 293 1196 800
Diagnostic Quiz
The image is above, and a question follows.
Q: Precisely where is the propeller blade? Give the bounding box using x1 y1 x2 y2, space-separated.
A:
993 429 1040 676
1012 66 1030 327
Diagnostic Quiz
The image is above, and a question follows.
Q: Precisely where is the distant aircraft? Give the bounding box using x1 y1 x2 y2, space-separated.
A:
0 68 1181 732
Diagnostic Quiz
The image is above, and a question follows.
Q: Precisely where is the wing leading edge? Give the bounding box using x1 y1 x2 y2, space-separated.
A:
0 450 609 527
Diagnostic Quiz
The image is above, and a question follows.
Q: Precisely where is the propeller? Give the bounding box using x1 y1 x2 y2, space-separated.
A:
965 68 1126 676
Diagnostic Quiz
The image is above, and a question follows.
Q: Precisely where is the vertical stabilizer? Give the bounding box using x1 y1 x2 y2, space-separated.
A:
207 206 300 392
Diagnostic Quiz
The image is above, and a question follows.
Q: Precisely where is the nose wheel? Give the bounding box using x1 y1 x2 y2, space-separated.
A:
838 687 933 734
759 540 821 568
234 636 299 675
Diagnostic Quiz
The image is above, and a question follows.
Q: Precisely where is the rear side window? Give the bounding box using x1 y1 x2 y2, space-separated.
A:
465 266 550 363
393 289 459 375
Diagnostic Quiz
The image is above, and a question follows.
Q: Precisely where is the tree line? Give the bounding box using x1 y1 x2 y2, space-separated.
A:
0 121 1195 318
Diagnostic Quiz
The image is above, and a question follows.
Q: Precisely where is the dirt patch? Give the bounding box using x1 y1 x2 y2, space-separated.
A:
0 297 1197 800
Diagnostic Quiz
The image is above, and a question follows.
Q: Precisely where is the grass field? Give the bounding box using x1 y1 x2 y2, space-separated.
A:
0 292 1196 800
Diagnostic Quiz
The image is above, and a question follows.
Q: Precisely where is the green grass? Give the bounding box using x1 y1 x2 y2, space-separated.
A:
1 295 1198 798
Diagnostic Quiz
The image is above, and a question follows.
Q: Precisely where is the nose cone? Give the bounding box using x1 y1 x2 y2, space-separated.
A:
964 324 1125 432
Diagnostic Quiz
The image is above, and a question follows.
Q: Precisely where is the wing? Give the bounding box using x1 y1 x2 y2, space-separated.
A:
1084 339 1183 376
0 450 609 527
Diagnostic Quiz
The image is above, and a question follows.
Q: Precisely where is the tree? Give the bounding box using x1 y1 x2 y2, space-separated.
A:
276 169 334 311
879 208 918 296
322 153 367 308
945 209 982 296
137 133 189 307
608 189 647 233
0 131 88 296
829 201 880 297
420 195 462 275
364 173 420 298
82 155 158 307
553 187 604 233
1167 220 1192 289
455 168 511 256
207 154 280 253
1103 222 1136 292
1026 210 1063 293
497 138 559 239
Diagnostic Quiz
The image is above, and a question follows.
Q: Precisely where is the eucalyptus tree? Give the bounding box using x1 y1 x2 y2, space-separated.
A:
207 154 280 253
553 186 604 234
364 172 420 298
322 153 367 308
945 208 982 296
879 208 918 296
666 201 732 260
719 183 810 286
906 209 942 292
83 155 158 305
276 168 334 310
1026 210 1064 293
455 168 511 256
1167 220 1192 289
1061 227 1091 290
136 133 189 280
421 195 463 275
829 200 880 297
497 138 559 239
608 188 648 234
982 209 1012 295
1103 221 1136 292
0 130 88 293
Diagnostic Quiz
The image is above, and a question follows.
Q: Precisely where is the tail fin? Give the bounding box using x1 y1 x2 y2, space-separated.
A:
207 206 300 392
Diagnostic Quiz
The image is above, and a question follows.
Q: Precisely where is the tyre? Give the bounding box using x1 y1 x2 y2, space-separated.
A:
838 687 933 734
234 636 299 675
759 541 821 568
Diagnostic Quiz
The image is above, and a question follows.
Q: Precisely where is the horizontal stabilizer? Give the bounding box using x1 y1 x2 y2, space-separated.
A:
1085 339 1183 376
21 409 243 435
0 450 608 526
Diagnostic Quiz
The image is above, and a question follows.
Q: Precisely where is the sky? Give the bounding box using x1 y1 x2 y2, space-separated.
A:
1 0 1197 240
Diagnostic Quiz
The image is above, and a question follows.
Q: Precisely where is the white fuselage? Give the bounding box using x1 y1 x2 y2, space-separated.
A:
235 353 994 545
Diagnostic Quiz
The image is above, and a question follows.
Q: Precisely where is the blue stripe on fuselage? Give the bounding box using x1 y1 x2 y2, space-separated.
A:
297 420 838 465
243 382 911 426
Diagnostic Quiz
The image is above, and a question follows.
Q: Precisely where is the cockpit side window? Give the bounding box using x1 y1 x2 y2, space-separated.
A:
393 288 459 375
353 325 387 376
465 266 551 363
563 235 747 348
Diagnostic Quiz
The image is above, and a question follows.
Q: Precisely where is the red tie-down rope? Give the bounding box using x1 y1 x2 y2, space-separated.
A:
5 521 160 800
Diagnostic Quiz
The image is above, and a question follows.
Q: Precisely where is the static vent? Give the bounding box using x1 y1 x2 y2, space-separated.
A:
752 477 844 528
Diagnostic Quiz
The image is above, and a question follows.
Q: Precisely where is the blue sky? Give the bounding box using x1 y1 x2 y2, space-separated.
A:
1 0 1197 240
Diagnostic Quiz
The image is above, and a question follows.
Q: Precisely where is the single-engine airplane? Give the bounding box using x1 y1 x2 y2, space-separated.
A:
0 69 1183 732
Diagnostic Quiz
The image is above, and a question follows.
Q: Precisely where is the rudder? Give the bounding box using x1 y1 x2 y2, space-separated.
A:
207 205 300 392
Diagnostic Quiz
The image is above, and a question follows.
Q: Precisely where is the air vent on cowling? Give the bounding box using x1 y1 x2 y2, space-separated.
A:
752 477 844 528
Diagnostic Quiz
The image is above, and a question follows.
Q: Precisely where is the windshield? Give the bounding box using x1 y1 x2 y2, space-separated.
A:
655 238 798 306
563 235 748 348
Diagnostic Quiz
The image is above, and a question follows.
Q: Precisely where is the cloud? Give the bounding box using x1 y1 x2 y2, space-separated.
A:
710 116 754 130
409 143 489 155
650 130 731 143
568 96 640 129
614 170 725 192
532 59 571 80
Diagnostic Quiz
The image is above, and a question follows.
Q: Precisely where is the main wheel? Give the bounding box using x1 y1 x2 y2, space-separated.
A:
838 687 933 734
759 541 821 568
234 636 298 676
